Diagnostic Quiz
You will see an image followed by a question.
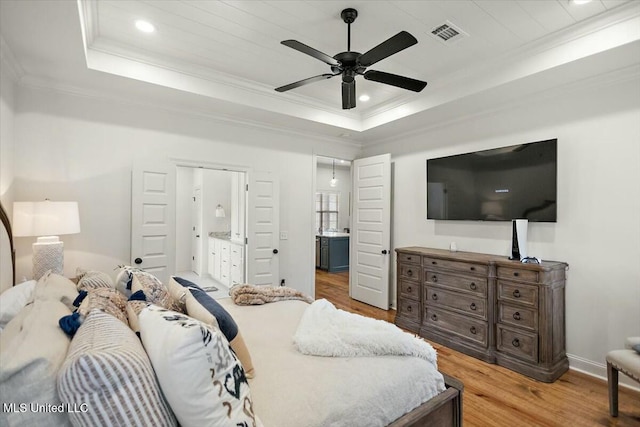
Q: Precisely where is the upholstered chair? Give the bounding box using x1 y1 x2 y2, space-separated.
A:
606 337 640 416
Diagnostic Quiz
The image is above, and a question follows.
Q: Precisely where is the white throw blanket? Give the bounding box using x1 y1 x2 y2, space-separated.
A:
293 299 438 368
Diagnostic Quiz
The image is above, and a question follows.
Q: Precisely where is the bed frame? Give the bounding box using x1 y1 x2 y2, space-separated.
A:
0 200 463 426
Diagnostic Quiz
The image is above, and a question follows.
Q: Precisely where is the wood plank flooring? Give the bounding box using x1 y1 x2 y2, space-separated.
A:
315 269 640 427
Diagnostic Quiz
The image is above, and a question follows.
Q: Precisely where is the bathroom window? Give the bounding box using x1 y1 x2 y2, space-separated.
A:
316 192 339 232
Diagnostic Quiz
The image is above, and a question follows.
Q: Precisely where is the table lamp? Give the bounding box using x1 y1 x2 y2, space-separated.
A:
13 200 80 279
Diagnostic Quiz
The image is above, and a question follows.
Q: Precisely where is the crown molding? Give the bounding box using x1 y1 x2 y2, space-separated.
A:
17 74 364 150
0 35 25 83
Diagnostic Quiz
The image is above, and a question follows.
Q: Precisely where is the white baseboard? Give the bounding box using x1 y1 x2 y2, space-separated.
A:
568 353 639 392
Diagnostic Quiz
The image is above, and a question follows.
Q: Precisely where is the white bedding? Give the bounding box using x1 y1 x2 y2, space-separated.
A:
220 299 446 427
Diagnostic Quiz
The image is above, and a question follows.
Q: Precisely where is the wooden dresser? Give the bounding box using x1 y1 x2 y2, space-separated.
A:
395 247 569 382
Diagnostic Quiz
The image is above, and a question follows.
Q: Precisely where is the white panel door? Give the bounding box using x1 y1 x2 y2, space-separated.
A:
131 160 176 284
247 171 279 286
350 154 391 310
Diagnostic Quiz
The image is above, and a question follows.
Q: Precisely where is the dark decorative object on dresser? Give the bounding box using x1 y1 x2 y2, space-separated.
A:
396 247 569 383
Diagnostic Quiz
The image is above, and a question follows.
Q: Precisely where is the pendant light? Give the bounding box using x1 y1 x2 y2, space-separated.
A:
330 159 338 187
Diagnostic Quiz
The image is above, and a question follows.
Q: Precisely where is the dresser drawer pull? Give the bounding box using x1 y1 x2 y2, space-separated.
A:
406 286 412 293
513 312 521 321
470 282 477 290
470 303 477 311
431 314 438 321
407 305 412 312
470 266 476 271
512 338 520 348
513 289 521 298
470 326 477 335
431 275 438 282
431 293 438 301
407 269 413 277
431 261 437 265
407 256 412 261
513 272 520 277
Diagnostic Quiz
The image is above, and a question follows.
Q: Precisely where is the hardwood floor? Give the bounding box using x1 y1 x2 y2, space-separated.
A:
315 269 640 427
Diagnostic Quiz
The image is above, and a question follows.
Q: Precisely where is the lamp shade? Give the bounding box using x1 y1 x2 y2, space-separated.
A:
215 204 226 218
13 201 81 237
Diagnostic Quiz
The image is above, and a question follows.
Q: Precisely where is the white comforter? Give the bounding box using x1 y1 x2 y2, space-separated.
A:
220 299 446 427
293 298 438 366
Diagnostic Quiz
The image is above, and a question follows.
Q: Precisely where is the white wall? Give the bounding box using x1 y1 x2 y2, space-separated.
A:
316 163 351 231
0 64 16 292
12 85 360 297
363 75 640 383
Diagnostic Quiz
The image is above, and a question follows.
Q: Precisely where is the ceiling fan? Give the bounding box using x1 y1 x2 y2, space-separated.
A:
275 8 427 110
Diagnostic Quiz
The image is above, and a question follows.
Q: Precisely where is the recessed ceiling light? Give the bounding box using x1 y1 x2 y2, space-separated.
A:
359 94 370 102
135 20 155 33
571 0 592 5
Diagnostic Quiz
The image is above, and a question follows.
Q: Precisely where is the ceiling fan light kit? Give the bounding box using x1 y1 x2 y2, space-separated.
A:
275 8 427 110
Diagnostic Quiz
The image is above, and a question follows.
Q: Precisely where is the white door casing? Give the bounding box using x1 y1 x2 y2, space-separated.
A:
247 171 279 286
192 187 202 275
131 159 176 284
349 154 391 310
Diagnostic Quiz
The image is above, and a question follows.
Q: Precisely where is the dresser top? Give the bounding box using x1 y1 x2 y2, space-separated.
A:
395 246 567 271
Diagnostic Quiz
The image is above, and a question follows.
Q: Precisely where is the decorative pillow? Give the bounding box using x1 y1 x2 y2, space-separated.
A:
75 268 114 291
172 276 254 378
165 276 189 312
115 267 134 297
0 299 73 427
138 305 258 427
59 288 128 337
0 279 36 329
633 344 640 355
58 310 177 427
131 271 183 312
31 271 79 311
126 290 150 334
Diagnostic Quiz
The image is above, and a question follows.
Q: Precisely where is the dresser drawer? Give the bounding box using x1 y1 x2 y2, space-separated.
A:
425 270 487 297
498 302 538 332
497 326 538 363
399 263 421 282
398 252 421 265
423 257 487 276
424 307 488 348
398 298 421 324
497 266 539 283
497 281 538 308
399 280 421 301
425 286 487 320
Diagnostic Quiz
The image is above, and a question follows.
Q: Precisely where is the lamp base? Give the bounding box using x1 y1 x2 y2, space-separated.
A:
33 237 64 280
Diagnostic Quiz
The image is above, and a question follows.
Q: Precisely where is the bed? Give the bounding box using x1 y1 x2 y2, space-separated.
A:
0 201 463 426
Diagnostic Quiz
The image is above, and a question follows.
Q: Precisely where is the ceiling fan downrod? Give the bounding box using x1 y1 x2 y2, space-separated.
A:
341 8 358 52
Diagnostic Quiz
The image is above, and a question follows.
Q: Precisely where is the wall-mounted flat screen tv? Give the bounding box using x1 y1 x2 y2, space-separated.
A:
427 139 557 222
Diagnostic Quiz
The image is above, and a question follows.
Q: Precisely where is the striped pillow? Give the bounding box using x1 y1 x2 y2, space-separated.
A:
76 268 114 291
57 310 177 427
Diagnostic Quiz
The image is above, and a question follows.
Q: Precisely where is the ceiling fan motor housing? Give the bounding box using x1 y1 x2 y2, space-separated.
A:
341 8 358 24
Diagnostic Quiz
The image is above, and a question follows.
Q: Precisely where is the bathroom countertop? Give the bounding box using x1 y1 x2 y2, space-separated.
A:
316 232 350 238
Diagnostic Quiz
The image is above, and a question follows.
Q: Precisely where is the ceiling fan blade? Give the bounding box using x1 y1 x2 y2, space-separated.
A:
359 31 418 67
364 70 427 92
281 40 339 66
342 80 356 110
275 74 335 92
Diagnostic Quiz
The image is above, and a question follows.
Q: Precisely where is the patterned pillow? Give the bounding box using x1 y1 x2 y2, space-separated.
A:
59 288 129 337
126 290 150 334
58 310 177 427
115 267 134 298
138 305 258 427
131 271 182 312
75 268 114 291
172 276 254 378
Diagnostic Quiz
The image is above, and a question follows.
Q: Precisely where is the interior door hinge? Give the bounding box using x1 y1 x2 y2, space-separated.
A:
245 237 248 244
245 184 248 191
193 197 195 201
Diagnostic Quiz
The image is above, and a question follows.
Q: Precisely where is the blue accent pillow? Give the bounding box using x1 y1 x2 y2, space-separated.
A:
172 277 238 341
633 344 640 354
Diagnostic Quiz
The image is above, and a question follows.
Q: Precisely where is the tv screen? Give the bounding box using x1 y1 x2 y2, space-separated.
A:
427 139 557 222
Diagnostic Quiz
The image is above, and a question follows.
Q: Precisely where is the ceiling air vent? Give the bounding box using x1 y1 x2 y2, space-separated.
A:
429 21 468 44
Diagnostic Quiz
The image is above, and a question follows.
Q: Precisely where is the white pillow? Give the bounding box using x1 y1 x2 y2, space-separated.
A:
0 280 37 329
139 305 260 427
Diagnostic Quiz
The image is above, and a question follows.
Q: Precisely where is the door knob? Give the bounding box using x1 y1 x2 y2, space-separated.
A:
381 250 388 254
134 258 142 264
273 249 279 254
